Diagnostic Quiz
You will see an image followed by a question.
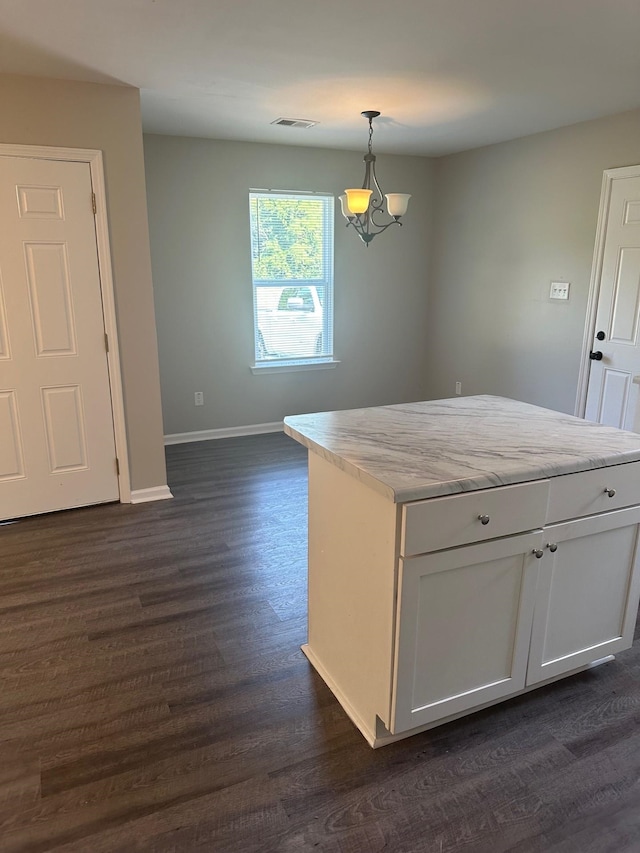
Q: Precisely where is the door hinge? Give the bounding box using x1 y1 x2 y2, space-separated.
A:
92 193 97 215
115 457 120 476
104 332 109 353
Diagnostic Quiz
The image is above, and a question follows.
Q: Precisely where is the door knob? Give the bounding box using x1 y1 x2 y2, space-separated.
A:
589 350 603 361
596 330 606 341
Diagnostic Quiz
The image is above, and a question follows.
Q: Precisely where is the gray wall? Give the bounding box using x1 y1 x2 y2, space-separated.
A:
0 74 167 491
144 134 433 435
427 108 640 414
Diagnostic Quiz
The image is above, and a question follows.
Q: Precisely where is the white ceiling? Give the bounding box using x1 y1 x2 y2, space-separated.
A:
1 0 639 156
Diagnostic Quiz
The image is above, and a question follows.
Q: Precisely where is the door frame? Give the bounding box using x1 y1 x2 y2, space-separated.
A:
575 163 640 419
0 143 130 502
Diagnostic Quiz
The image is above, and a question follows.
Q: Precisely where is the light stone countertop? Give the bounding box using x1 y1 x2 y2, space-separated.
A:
283 395 640 503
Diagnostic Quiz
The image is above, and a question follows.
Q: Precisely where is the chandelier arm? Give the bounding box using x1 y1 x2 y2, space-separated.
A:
369 218 402 234
346 218 370 238
346 216 402 245
369 159 385 212
369 211 401 230
347 221 373 245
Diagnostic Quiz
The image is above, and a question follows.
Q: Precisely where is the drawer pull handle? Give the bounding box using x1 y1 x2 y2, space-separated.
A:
547 543 558 553
478 514 490 525
605 488 616 498
532 549 544 559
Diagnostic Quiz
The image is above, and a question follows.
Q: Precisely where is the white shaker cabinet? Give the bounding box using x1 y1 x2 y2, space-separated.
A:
392 479 549 734
527 505 640 686
527 461 640 685
392 531 543 733
284 396 640 747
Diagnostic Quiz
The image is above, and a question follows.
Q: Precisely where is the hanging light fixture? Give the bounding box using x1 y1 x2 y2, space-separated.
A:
339 110 411 246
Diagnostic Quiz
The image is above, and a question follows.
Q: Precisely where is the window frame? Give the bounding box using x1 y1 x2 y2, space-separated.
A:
249 189 336 371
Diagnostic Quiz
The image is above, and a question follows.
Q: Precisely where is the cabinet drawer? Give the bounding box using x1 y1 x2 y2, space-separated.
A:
546 461 640 524
401 480 549 557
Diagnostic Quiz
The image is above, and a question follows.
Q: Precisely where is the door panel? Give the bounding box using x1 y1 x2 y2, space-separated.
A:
0 280 9 359
17 184 65 219
0 390 25 479
585 174 640 431
41 385 88 472
0 155 119 519
25 242 77 356
610 247 640 345
597 369 632 430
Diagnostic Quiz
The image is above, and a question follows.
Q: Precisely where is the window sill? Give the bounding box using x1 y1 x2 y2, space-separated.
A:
250 359 340 375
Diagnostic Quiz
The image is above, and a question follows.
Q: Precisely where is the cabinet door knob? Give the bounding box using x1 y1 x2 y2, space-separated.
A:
532 549 544 559
605 488 616 498
547 543 558 552
478 514 490 525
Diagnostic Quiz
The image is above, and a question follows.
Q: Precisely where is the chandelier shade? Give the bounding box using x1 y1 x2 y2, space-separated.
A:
340 111 411 246
385 193 411 218
344 188 372 215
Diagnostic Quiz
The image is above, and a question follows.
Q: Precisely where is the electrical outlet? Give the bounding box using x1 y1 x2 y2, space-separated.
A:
455 381 462 395
194 391 204 406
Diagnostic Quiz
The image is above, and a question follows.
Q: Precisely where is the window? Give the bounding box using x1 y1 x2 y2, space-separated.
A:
250 190 334 368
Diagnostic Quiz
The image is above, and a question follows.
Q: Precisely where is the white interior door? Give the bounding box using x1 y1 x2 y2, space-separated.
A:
0 155 119 520
585 170 640 431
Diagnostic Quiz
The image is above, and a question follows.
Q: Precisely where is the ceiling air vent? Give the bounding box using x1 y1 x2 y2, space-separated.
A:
271 117 318 129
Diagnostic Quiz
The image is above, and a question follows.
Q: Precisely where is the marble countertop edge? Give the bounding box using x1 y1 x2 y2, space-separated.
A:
283 424 397 501
283 397 640 504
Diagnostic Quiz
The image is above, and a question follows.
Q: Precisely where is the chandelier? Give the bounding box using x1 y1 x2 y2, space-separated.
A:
339 110 411 246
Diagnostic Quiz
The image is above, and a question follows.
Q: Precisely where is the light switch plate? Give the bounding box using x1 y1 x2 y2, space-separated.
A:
549 281 570 301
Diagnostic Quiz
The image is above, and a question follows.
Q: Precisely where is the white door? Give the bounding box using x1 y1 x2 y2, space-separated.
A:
0 155 119 520
584 169 640 431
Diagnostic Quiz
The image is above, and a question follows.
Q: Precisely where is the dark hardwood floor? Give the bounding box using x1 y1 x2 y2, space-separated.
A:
2 432 640 852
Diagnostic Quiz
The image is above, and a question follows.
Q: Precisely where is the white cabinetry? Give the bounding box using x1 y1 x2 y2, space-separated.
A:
392 532 542 733
392 480 548 734
527 506 640 685
302 452 640 747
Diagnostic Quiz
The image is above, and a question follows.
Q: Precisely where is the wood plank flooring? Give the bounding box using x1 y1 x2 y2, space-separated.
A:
2 432 640 852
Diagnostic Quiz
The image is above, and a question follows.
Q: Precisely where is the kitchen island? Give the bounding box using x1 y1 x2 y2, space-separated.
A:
284 396 640 747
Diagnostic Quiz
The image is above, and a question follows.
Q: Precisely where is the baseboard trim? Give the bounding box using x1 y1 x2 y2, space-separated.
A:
130 485 174 504
164 422 284 445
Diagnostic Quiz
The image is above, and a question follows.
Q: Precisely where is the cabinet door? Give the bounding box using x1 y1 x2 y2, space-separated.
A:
391 531 542 734
527 506 640 686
